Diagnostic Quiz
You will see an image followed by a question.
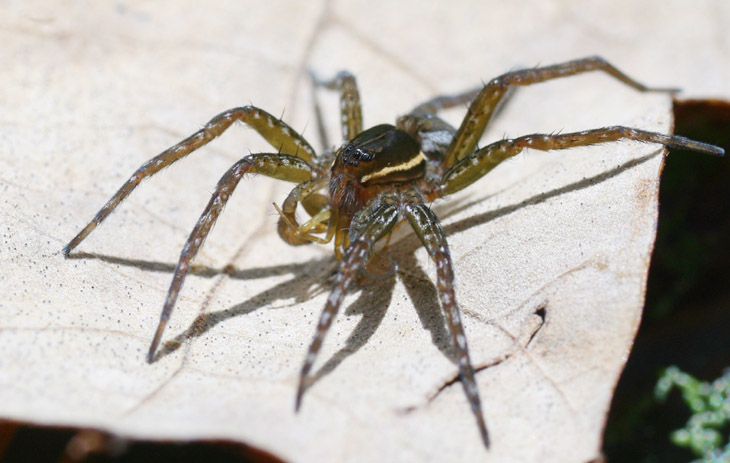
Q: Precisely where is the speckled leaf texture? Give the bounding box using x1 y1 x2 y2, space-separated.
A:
1 1 727 462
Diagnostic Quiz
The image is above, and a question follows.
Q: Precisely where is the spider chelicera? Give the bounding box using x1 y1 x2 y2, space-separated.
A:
63 56 723 447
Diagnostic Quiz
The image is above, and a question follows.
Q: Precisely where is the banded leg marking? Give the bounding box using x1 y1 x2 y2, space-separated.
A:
443 56 681 169
295 198 400 410
313 71 363 142
404 195 490 447
442 126 725 196
147 153 315 361
64 106 316 255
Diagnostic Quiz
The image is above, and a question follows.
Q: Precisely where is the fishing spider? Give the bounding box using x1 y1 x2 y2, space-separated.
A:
64 57 723 447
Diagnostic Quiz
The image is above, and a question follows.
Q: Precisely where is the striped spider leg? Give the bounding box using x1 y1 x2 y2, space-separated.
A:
402 189 490 446
294 70 496 445
293 187 492 447
295 180 489 447
144 152 319 361
441 126 723 196
294 193 401 407
311 70 363 143
421 56 723 195
439 55 688 170
62 106 327 361
390 56 722 446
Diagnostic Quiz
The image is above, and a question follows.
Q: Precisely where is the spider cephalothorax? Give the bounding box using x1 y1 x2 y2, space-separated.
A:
330 124 426 221
64 57 723 447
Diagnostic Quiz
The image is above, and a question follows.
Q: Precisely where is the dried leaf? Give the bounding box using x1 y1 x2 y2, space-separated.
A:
1 1 727 462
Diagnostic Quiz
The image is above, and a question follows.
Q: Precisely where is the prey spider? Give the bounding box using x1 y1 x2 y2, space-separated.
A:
64 57 724 447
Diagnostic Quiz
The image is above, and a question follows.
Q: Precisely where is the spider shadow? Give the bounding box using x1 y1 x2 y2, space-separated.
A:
144 236 453 388
307 268 397 383
305 149 662 389
153 254 336 360
138 235 454 390
69 149 660 393
64 250 319 282
66 249 339 360
307 240 455 389
443 150 661 235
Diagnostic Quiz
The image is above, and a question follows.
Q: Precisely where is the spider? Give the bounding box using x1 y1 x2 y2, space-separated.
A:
63 57 723 447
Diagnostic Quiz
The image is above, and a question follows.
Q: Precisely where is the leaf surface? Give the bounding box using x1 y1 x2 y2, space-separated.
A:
1 1 727 461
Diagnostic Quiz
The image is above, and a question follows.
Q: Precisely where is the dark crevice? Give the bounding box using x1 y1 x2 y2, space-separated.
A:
526 303 547 348
398 354 512 417
0 420 286 463
420 301 547 408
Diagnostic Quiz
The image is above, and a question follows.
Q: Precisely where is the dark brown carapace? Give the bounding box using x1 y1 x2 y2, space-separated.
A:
63 57 723 448
329 124 428 254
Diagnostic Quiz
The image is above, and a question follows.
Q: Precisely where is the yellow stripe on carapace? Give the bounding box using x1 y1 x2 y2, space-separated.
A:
360 151 425 184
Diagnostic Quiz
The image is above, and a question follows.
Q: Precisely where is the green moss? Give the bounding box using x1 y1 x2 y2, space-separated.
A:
655 367 730 462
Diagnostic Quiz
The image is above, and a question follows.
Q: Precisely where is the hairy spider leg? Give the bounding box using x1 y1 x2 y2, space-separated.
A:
310 70 370 260
295 195 400 409
63 106 317 255
295 187 491 446
311 70 363 142
147 153 316 362
408 83 517 119
409 86 483 116
402 189 490 446
442 126 724 195
296 71 368 250
396 84 512 166
443 56 682 170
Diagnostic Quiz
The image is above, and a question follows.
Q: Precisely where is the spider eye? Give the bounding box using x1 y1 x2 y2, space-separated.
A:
341 145 374 166
358 149 375 161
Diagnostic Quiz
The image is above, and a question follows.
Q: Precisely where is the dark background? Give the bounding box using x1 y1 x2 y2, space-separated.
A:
605 100 730 463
